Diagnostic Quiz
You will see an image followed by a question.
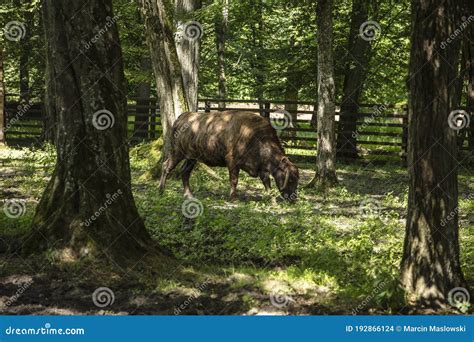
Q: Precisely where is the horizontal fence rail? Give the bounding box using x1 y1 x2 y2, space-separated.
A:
2 96 472 165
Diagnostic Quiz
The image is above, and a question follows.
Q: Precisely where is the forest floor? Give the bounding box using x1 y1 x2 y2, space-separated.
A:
0 143 473 315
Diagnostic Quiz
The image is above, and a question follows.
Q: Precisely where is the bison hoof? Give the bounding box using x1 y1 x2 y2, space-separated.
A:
183 191 194 199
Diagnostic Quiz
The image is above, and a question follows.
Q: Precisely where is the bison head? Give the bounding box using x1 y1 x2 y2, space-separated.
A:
273 157 299 202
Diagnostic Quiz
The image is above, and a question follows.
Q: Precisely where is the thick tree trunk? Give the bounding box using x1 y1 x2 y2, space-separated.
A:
0 49 5 144
215 0 228 109
24 0 153 262
336 0 373 159
134 57 152 141
175 0 201 111
400 0 467 307
309 0 337 187
139 0 201 159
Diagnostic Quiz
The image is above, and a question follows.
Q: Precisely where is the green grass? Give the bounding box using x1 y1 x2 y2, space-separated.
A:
1 143 472 313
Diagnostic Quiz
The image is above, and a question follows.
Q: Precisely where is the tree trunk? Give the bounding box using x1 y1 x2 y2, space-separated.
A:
24 0 153 263
139 0 201 159
309 0 337 187
336 0 373 159
400 0 467 307
284 37 303 139
215 0 228 109
0 48 5 144
175 0 202 111
134 57 152 141
251 0 265 111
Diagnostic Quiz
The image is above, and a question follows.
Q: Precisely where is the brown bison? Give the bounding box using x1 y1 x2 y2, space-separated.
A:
159 111 299 201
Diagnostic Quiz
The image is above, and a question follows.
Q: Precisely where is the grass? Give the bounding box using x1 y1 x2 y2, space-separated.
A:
0 143 473 314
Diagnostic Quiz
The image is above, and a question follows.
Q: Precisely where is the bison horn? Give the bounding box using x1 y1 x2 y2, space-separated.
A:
283 168 290 190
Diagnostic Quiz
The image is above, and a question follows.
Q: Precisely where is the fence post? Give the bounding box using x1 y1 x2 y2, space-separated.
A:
205 100 211 113
134 97 150 141
263 101 271 118
401 105 408 167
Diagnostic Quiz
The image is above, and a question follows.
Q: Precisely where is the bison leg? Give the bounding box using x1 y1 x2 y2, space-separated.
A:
228 166 240 200
159 155 183 193
259 171 271 191
181 159 197 198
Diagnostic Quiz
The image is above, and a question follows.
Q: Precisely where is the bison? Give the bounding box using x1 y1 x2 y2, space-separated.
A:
159 111 299 201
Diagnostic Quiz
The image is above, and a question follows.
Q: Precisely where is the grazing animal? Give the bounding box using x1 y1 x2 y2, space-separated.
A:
159 111 299 201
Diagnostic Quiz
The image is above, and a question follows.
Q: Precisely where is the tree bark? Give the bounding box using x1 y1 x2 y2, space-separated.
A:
250 0 265 112
24 0 153 263
0 48 5 144
309 0 338 187
400 0 467 307
175 0 202 111
336 0 373 159
139 0 201 158
284 37 303 138
215 0 228 109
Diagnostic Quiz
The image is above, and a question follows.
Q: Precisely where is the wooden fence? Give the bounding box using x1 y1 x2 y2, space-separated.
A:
2 96 472 165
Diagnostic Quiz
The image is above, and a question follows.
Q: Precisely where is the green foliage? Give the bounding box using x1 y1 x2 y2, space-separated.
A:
1 0 411 104
1 144 473 312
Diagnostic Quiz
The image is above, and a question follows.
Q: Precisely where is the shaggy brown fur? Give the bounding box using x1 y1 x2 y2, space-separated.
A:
159 111 299 201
